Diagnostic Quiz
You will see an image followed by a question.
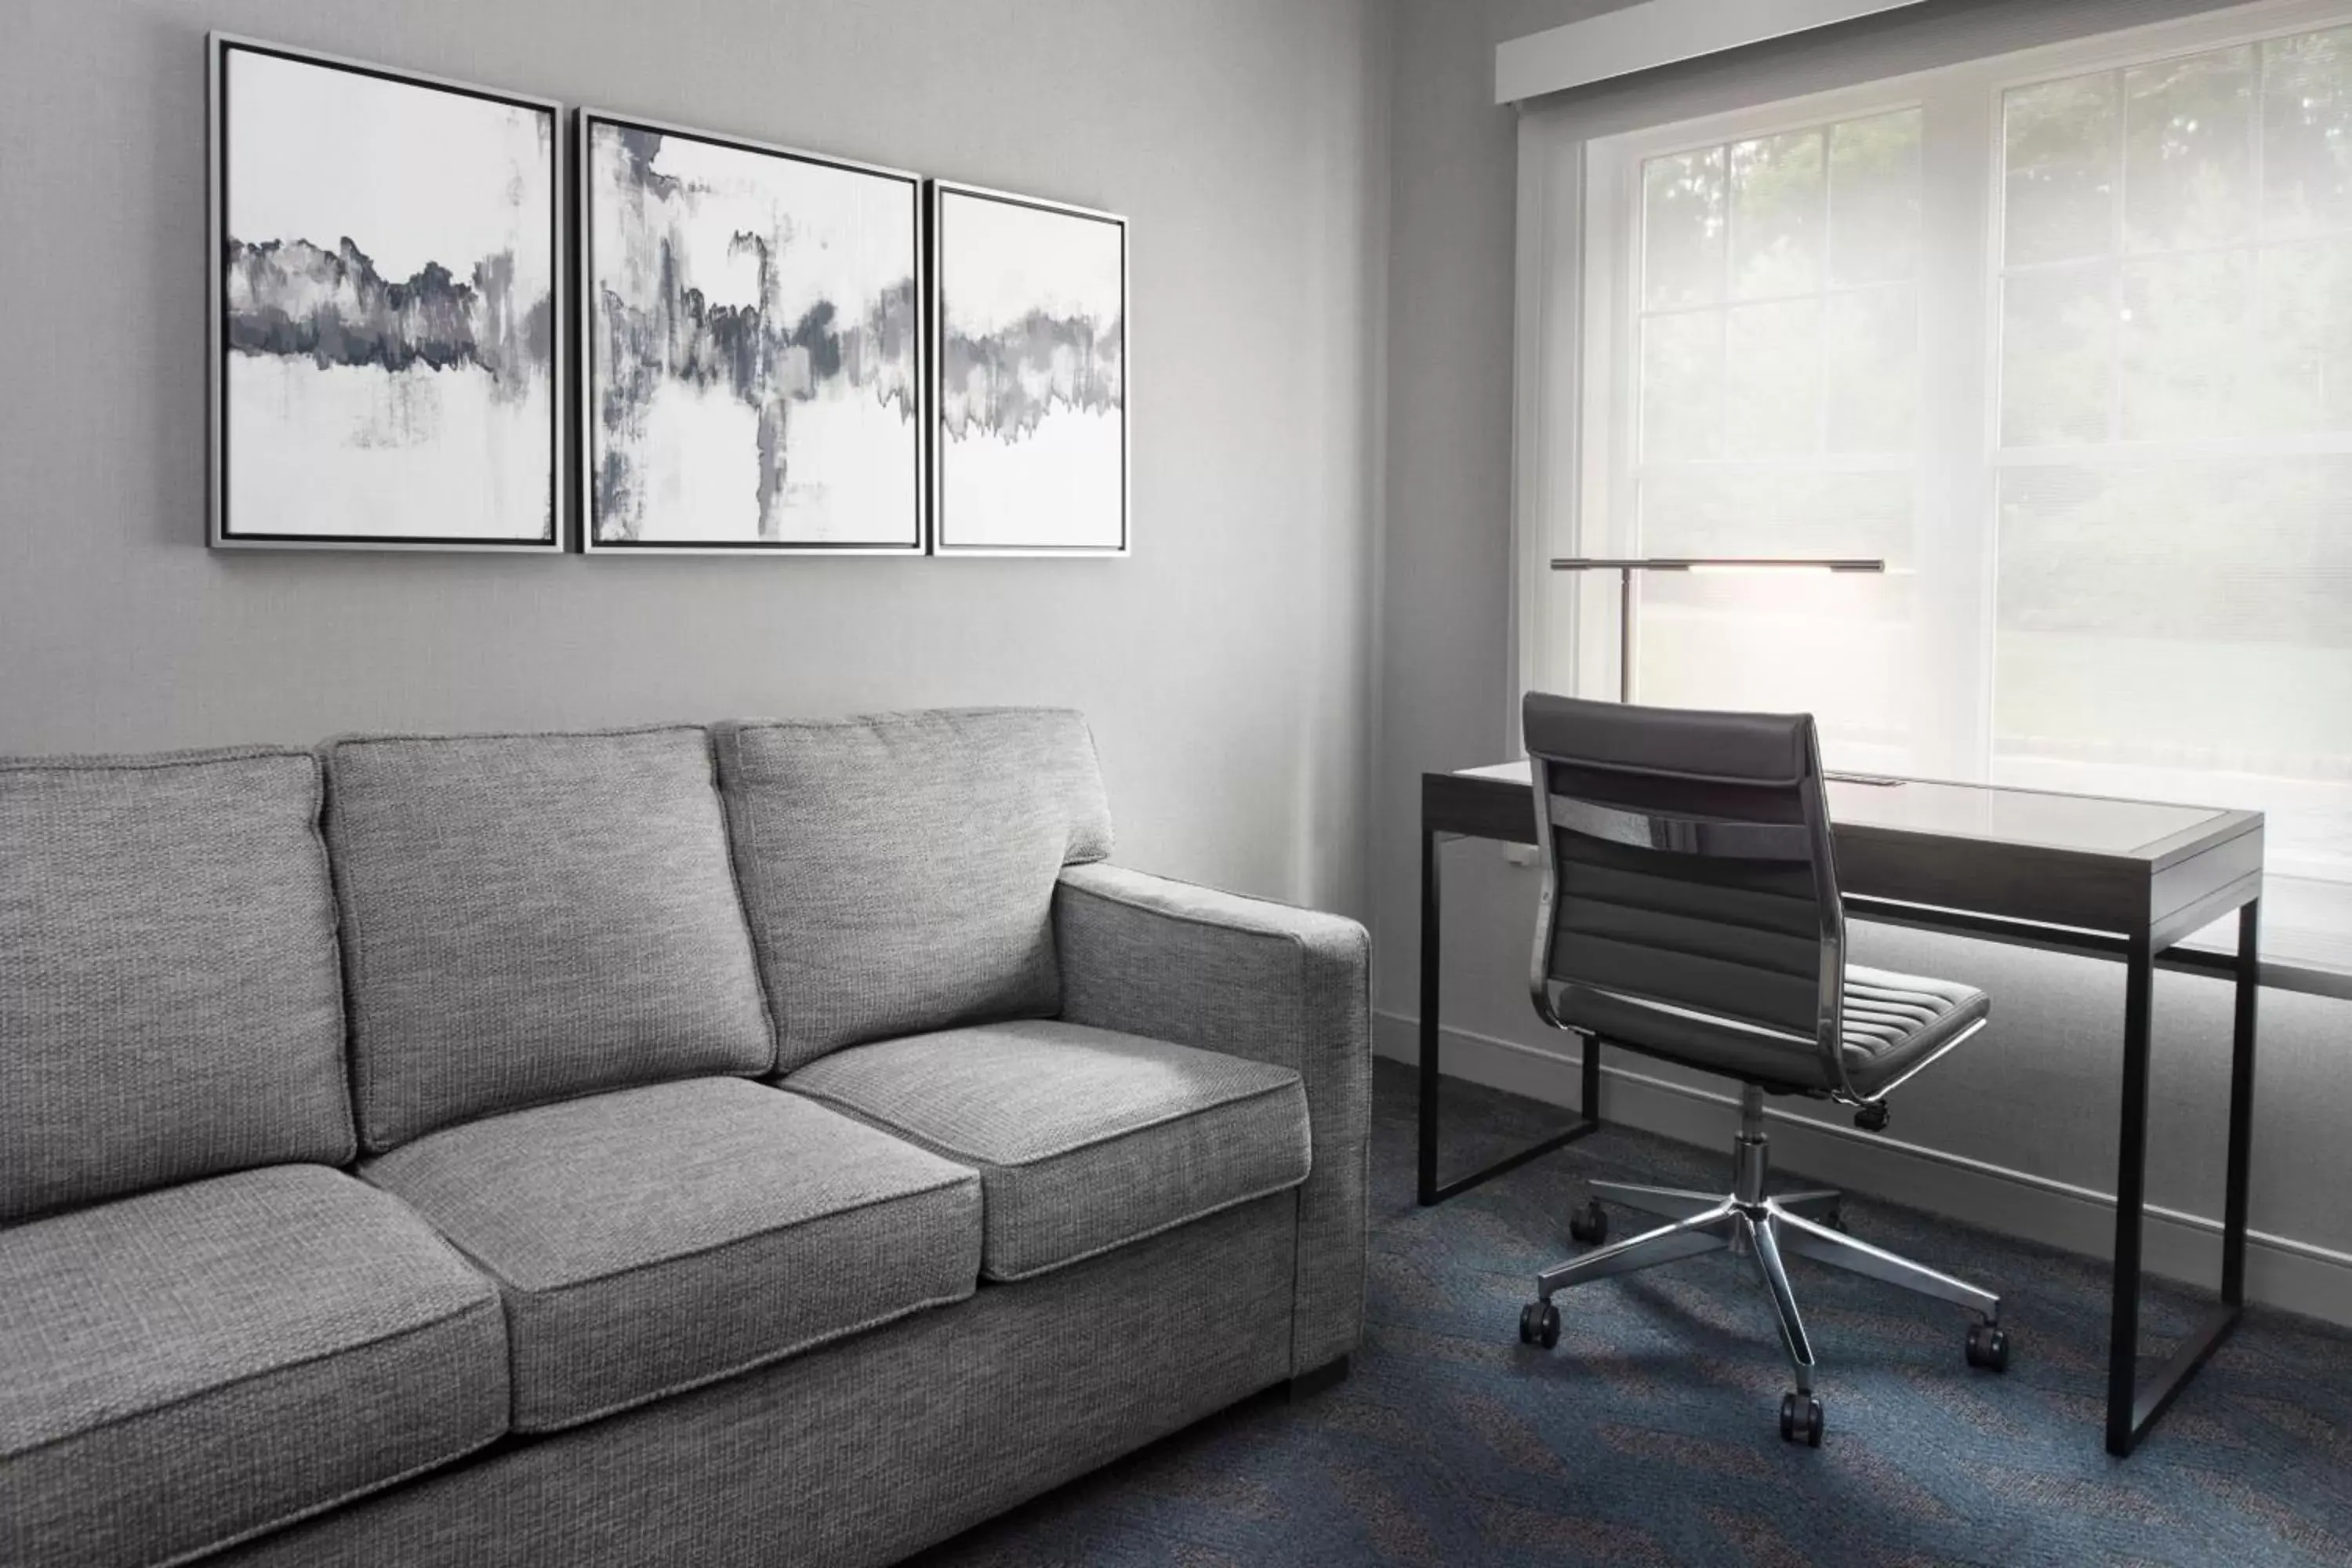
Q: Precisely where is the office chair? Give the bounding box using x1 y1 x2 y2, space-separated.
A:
1514 692 2009 1446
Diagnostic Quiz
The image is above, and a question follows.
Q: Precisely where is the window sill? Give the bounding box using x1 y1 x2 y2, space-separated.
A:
2169 873 2352 999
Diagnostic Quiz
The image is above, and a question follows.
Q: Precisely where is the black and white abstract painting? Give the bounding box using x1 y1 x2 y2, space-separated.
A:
932 183 1127 555
583 115 922 552
209 37 561 550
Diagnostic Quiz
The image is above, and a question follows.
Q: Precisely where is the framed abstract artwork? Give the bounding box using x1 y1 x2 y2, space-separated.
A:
580 112 924 554
930 182 1128 556
207 35 562 550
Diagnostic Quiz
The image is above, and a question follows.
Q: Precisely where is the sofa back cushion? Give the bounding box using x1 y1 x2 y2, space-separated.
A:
323 726 773 1152
716 708 1113 1072
0 747 352 1222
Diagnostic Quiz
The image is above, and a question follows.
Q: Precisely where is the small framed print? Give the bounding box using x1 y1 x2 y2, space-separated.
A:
580 113 925 553
930 181 1128 556
208 35 562 550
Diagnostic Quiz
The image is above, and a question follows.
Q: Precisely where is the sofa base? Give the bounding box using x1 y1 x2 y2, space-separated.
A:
1285 1352 1352 1403
212 1192 1303 1568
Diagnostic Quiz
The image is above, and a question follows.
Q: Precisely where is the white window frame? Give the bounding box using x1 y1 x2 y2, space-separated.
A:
1581 80 1973 773
1511 0 2352 953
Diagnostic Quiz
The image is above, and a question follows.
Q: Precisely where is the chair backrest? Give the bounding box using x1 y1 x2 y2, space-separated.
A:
1521 691 1846 1094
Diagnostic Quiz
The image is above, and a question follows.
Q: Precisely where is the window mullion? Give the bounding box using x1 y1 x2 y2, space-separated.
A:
1816 127 1833 459
2107 67 2128 445
1916 68 1999 782
1716 140 1734 490
2249 39 2270 426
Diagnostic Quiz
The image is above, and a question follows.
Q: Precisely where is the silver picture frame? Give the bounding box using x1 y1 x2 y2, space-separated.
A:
927 180 1131 558
576 109 928 556
207 32 566 552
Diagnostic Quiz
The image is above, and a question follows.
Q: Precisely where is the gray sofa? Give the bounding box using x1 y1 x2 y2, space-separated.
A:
0 708 1370 1568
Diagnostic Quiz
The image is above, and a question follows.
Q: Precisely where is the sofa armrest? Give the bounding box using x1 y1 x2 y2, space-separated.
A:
1051 862 1370 1375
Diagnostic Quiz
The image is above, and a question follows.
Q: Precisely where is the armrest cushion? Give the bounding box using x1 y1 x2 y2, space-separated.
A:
1052 862 1370 1373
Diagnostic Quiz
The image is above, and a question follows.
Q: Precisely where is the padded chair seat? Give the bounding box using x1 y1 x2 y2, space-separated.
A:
1557 963 1988 1098
0 1166 506 1568
361 1076 981 1432
786 1020 1311 1281
1840 964 1988 1091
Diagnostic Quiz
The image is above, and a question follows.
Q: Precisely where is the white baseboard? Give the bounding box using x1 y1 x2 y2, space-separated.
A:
1374 1010 2352 1329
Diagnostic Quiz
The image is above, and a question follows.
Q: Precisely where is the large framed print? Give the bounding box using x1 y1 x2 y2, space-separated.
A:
581 112 924 554
208 35 562 550
930 182 1128 556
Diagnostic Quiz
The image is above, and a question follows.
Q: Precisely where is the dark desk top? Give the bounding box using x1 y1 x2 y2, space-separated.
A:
1452 760 2252 868
1436 761 2264 945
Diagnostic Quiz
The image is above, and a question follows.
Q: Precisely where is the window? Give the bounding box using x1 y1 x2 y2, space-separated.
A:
1544 2 2352 965
1620 109 1925 771
1991 27 2352 958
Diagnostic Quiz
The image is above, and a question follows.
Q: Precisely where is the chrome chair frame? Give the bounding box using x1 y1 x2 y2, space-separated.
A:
1520 712 2004 1444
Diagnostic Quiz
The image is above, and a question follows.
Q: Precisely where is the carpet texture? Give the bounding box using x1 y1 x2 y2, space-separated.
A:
913 1060 2352 1567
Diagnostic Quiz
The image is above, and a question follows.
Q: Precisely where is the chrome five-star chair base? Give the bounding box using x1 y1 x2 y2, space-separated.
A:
1517 1084 2009 1447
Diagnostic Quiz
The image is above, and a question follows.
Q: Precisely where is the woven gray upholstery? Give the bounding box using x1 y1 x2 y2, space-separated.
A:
362 1076 982 1432
789 1020 1309 1280
0 1166 506 1568
0 747 351 1223
714 709 1114 1072
321 727 774 1152
1051 862 1370 1375
213 1194 1299 1568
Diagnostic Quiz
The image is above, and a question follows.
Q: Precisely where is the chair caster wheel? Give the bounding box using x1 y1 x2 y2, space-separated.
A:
1519 1300 1561 1349
1854 1102 1890 1133
1568 1198 1610 1247
1966 1320 2011 1372
1780 1392 1824 1447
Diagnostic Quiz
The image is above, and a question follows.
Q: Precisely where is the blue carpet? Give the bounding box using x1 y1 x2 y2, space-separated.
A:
913 1059 2352 1566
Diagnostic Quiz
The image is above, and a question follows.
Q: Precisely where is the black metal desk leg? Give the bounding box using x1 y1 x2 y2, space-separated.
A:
1581 1032 1602 1124
2107 905 2258 1456
2107 933 2155 1456
1417 826 1443 1204
1415 822 1603 1208
2221 899 2261 1307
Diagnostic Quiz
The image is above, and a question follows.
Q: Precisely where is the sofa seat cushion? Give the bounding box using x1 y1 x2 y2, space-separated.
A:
0 1166 506 1568
787 1021 1312 1281
361 1076 982 1433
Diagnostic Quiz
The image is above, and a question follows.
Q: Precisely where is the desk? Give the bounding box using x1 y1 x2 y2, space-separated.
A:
1419 760 2263 1457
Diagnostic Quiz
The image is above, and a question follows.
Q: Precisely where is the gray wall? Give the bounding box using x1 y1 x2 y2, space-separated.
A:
0 0 1387 916
1377 0 2352 1262
1374 0 1590 1039
1375 0 1588 1024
